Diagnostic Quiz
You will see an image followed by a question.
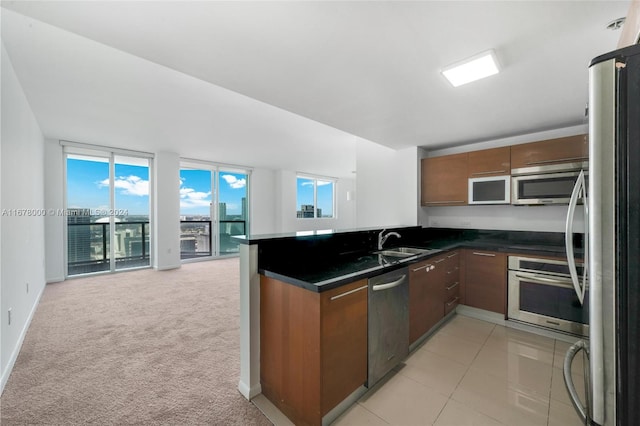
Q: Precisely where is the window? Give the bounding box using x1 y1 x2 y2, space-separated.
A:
180 162 249 259
296 175 335 219
65 147 152 276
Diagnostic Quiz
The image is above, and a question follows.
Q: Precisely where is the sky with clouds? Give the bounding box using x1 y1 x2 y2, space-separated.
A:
67 158 248 219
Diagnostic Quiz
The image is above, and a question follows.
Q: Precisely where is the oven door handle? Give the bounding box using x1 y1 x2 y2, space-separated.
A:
565 169 587 305
514 271 576 287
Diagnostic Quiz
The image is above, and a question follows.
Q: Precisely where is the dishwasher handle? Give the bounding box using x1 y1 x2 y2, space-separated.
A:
372 275 406 292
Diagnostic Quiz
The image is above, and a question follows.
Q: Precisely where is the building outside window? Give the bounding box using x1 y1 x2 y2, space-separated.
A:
296 175 335 219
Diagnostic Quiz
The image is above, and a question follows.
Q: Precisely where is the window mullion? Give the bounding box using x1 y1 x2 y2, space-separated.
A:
314 180 318 218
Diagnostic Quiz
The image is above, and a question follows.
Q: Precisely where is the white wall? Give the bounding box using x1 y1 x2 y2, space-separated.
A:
1 43 47 392
420 125 588 232
274 170 356 233
355 139 419 228
153 151 181 270
248 168 276 235
43 139 65 282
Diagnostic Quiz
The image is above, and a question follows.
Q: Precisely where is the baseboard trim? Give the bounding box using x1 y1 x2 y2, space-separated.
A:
154 264 181 271
456 304 506 326
46 276 65 284
322 385 368 426
1 282 46 394
238 380 262 400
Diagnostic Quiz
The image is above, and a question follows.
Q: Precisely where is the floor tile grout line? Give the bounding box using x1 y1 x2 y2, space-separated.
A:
547 339 560 426
432 321 498 425
354 402 391 425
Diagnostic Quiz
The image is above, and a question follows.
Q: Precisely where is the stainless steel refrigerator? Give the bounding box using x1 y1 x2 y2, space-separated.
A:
564 43 640 426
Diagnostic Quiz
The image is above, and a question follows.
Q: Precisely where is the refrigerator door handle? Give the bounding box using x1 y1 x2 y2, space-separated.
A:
563 340 589 423
565 170 587 305
582 181 589 294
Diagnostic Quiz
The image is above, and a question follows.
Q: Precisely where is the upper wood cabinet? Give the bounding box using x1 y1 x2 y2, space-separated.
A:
421 153 468 206
468 147 511 178
510 134 588 171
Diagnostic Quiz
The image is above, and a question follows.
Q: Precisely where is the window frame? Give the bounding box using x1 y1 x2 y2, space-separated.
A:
296 174 336 219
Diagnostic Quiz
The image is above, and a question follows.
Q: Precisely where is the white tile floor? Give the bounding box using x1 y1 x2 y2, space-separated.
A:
332 315 587 426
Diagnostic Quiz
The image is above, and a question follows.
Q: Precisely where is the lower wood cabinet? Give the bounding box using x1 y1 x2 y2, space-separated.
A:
464 249 507 315
260 276 367 426
409 250 460 345
443 251 461 315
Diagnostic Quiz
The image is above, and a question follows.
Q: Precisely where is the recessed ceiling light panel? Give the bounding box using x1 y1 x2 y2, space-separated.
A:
441 49 501 87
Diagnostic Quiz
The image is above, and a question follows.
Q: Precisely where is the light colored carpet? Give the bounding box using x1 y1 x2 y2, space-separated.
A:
0 258 271 425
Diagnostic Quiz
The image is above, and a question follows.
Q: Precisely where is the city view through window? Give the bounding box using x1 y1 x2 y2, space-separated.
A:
296 177 334 218
66 154 150 276
180 168 248 259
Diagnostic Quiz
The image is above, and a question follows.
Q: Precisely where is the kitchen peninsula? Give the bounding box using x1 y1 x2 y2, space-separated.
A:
234 226 582 426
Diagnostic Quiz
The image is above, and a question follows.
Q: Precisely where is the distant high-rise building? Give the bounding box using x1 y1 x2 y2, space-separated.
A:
219 202 227 220
241 197 247 221
67 208 92 263
297 204 315 218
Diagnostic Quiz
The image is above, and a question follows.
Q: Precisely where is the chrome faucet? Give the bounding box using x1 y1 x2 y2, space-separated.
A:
378 229 401 250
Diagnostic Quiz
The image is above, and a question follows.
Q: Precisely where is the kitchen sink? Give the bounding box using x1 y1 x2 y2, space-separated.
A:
375 250 416 258
374 247 438 257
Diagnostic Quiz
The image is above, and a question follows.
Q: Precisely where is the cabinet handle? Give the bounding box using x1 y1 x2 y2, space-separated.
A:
434 258 445 264
470 169 507 175
446 282 459 291
447 252 458 258
412 265 428 272
425 200 465 204
330 284 368 301
446 296 460 307
525 156 587 165
472 252 496 257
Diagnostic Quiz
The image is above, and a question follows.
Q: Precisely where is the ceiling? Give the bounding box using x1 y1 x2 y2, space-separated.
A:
0 1 630 177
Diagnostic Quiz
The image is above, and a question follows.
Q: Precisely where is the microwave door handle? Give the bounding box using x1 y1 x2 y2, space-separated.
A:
563 340 589 423
565 170 586 305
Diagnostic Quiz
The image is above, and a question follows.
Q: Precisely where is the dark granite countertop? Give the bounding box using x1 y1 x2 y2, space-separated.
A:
258 228 585 293
261 249 445 292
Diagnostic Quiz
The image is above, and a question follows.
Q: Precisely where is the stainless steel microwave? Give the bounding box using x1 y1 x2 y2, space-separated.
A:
511 162 588 205
468 175 510 204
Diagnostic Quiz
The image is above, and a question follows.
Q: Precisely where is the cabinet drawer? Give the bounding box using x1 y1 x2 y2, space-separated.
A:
443 251 460 285
444 279 460 299
444 294 460 315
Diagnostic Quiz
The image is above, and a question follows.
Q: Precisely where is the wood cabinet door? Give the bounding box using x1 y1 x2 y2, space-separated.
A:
260 275 322 425
468 147 511 178
464 250 507 315
321 279 368 416
421 153 468 206
510 134 588 171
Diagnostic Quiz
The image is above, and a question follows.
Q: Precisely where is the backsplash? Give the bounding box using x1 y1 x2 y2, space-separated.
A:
422 204 585 233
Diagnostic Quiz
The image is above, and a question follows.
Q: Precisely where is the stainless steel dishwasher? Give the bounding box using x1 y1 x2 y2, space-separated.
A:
367 266 409 387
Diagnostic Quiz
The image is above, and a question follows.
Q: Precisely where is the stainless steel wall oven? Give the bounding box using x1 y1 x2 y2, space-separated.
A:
507 255 588 337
